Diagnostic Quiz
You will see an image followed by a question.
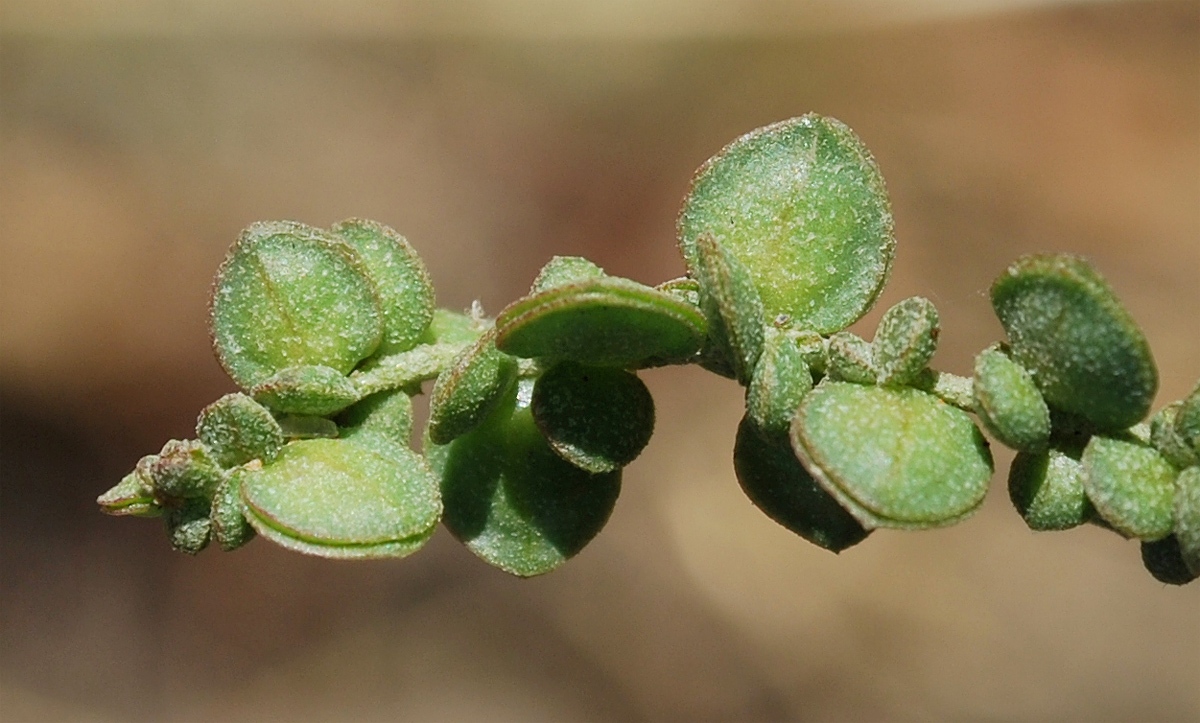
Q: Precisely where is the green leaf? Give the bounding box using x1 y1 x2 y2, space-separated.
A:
1176 387 1200 456
746 328 813 438
251 365 361 416
196 393 284 468
430 380 621 577
530 256 606 294
990 254 1157 431
210 474 255 551
495 277 706 368
1149 403 1198 470
427 329 519 445
418 307 487 347
1174 465 1200 577
691 234 766 385
152 440 225 500
1140 535 1198 586
733 417 869 553
872 296 939 387
210 221 384 389
1008 440 1093 531
337 388 415 448
791 381 993 529
331 218 435 356
166 498 212 555
532 361 655 474
679 114 895 335
973 344 1051 451
238 437 441 559
825 332 876 385
97 457 161 517
1081 430 1176 540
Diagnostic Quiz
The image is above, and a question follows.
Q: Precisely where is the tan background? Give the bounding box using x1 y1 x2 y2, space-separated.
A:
2 1 1198 720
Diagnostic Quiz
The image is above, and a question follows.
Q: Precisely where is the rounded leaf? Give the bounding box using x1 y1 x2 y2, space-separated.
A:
331 218 434 355
872 296 939 387
679 114 895 334
152 440 224 500
1149 403 1198 470
1140 535 1198 586
430 381 621 577
495 277 706 368
337 389 415 447
792 381 993 529
166 498 212 555
1172 465 1200 576
973 344 1051 451
418 307 488 347
210 220 383 389
428 329 519 445
210 474 255 551
692 234 766 384
238 437 440 558
532 361 655 474
826 332 876 385
1081 431 1176 540
734 417 869 553
990 254 1157 431
251 365 360 416
196 393 284 468
1008 441 1092 531
530 256 606 294
746 328 813 438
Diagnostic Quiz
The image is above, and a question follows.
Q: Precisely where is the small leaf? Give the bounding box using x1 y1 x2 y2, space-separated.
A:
418 307 488 346
679 114 895 335
791 381 993 529
990 254 1157 431
495 277 706 368
530 256 606 294
746 328 813 438
196 393 284 468
1140 535 1198 586
734 417 869 552
872 296 939 387
532 361 655 474
692 234 766 385
430 380 621 577
1081 431 1176 540
825 332 876 385
238 437 441 559
166 498 212 555
337 389 415 448
210 474 255 551
1175 387 1200 455
152 440 224 500
350 342 468 397
98 457 161 517
973 344 1051 451
331 218 435 356
1149 403 1198 470
428 329 519 445
251 365 360 416
1008 440 1093 531
210 220 384 389
1172 465 1200 576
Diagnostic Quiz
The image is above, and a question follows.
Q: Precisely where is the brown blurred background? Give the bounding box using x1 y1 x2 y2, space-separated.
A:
2 1 1198 720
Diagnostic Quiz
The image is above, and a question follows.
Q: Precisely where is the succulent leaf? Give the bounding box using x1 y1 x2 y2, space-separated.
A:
679 114 894 335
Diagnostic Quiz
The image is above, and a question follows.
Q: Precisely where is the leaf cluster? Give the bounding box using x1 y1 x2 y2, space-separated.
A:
99 115 1199 584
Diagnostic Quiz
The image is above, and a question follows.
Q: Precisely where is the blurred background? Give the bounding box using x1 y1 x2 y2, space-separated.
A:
2 1 1198 720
